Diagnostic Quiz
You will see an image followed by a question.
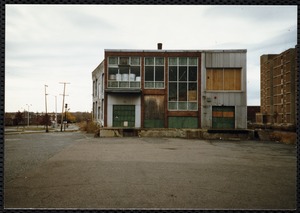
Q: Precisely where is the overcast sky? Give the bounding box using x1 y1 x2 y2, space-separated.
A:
5 5 297 113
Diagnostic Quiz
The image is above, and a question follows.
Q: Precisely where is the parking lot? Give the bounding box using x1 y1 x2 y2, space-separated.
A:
4 131 297 209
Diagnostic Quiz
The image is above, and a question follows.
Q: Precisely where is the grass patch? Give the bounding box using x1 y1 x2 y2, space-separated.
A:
78 121 99 133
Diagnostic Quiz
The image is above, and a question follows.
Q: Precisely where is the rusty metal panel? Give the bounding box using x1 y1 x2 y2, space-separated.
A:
205 52 245 68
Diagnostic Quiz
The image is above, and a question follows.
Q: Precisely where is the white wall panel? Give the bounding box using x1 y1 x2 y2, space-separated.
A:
107 94 141 128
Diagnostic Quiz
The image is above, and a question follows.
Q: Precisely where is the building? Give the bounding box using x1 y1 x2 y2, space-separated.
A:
92 44 247 129
92 61 104 126
247 106 260 124
256 48 297 128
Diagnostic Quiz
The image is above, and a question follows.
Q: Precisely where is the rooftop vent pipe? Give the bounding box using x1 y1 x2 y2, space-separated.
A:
157 43 162 50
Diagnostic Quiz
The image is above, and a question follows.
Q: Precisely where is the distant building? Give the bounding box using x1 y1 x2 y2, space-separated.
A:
92 61 104 126
92 44 247 129
256 48 297 128
247 106 260 124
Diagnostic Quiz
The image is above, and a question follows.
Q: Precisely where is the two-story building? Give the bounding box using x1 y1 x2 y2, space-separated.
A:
92 44 247 129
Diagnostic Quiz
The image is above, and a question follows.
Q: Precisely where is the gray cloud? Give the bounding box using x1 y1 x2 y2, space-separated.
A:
5 5 297 112
204 6 296 24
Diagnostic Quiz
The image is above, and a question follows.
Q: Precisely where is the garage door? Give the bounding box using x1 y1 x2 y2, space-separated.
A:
113 105 135 127
212 106 235 129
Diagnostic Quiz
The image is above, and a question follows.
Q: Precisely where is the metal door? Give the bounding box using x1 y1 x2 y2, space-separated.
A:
212 106 235 129
113 105 135 127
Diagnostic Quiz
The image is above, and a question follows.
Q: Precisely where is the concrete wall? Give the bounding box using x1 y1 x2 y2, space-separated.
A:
107 94 141 128
201 51 247 129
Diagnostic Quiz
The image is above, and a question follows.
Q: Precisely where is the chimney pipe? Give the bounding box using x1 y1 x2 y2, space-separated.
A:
157 43 162 50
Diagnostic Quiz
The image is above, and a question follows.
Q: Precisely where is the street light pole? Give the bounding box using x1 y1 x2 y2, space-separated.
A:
45 85 49 133
55 96 57 128
64 103 67 131
26 104 32 126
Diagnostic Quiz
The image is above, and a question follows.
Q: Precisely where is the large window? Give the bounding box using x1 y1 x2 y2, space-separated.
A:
168 57 198 111
144 57 165 89
206 68 241 91
108 57 141 88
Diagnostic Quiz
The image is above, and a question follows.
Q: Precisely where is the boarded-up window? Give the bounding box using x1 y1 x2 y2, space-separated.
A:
206 68 241 90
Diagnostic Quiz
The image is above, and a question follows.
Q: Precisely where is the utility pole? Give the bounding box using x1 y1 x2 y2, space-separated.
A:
59 82 70 132
44 85 49 133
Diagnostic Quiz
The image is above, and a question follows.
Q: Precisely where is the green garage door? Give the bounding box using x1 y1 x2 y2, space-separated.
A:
113 105 135 127
212 106 235 129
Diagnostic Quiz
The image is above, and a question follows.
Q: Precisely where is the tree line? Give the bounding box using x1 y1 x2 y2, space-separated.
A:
4 111 92 126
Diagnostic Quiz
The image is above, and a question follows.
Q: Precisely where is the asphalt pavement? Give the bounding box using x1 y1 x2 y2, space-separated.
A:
4 131 297 210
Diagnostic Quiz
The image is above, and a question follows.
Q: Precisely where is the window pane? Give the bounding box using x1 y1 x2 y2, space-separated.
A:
145 66 154 81
169 66 177 81
189 66 197 81
131 57 140 65
169 57 177 66
168 102 177 110
179 67 187 81
169 83 177 101
188 102 198 110
145 82 154 88
108 68 118 75
188 83 197 101
155 82 164 88
131 66 140 79
179 83 187 101
178 102 187 110
145 57 154 65
120 57 129 65
109 57 118 65
155 66 164 81
189 83 197 91
155 57 164 66
119 67 129 75
179 57 187 65
188 57 197 66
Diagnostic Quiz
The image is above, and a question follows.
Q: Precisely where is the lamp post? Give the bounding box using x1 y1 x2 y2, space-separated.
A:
54 96 57 128
26 104 32 126
45 85 49 133
64 103 67 131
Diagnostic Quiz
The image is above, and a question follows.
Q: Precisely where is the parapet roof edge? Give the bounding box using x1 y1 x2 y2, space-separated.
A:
104 49 247 53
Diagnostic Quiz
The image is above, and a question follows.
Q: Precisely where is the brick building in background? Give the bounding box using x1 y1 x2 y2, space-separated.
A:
256 47 297 129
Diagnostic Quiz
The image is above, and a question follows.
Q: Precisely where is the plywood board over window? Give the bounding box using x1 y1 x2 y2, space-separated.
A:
144 95 165 128
206 68 242 91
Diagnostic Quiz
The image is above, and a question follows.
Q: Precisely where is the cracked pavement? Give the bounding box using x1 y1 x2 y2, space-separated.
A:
4 132 297 209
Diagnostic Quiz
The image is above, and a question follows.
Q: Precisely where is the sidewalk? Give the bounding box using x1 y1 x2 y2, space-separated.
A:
4 124 80 134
